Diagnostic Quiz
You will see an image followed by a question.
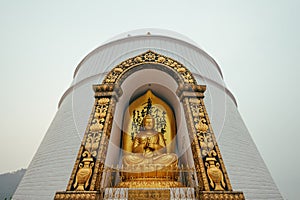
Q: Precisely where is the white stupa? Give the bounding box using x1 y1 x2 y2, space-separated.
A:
13 29 283 200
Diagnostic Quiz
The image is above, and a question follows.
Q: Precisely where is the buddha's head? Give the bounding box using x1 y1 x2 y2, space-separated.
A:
142 114 155 130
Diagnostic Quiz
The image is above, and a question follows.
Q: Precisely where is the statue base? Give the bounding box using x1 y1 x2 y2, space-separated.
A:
118 163 181 188
117 179 182 188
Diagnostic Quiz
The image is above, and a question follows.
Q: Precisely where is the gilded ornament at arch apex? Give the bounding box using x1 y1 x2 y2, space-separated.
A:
103 50 196 85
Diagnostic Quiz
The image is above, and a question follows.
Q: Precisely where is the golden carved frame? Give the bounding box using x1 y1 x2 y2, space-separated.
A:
54 50 245 200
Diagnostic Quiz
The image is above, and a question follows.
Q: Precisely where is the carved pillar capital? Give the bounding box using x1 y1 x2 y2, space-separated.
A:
176 83 206 100
93 83 123 100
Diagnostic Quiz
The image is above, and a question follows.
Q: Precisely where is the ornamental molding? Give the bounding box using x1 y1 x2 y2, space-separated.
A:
103 50 197 85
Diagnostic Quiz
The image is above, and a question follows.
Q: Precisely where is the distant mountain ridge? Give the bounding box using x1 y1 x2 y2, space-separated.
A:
0 169 26 200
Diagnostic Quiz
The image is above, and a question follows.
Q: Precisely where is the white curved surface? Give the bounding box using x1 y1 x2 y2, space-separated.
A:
103 28 201 48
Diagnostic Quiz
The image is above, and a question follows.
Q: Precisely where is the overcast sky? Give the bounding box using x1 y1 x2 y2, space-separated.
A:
0 1 299 199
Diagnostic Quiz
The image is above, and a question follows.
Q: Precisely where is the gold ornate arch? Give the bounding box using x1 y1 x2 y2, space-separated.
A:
55 50 245 200
103 50 196 85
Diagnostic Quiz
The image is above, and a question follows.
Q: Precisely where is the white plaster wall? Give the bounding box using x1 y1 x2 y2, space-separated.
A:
13 94 81 200
218 96 283 199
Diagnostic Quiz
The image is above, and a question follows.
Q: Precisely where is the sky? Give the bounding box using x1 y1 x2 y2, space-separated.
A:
0 1 299 199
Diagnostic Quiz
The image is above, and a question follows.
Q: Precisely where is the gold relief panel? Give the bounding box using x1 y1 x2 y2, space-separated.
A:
66 92 115 192
73 151 94 191
205 157 226 191
188 97 227 191
85 98 110 157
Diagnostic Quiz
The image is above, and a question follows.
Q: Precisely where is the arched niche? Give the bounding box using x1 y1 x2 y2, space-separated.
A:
105 65 195 172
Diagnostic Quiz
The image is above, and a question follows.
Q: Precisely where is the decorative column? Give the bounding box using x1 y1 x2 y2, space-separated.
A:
176 84 245 200
54 83 122 200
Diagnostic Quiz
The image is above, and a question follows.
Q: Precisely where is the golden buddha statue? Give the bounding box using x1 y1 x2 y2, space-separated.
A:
123 114 178 166
119 114 181 188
